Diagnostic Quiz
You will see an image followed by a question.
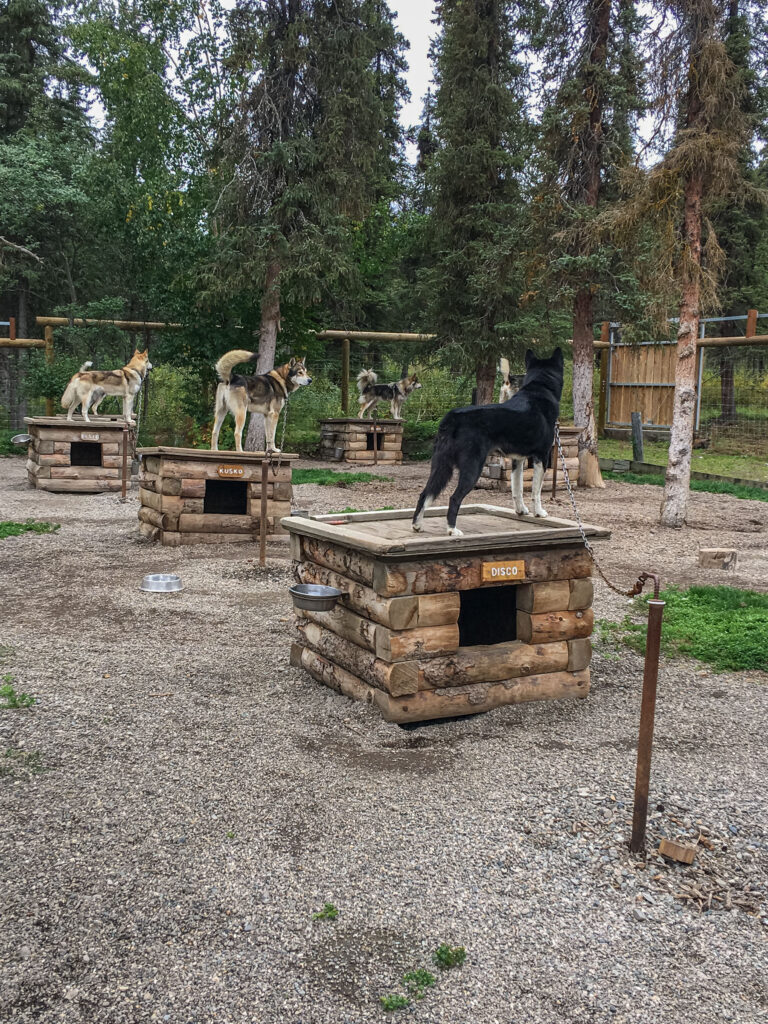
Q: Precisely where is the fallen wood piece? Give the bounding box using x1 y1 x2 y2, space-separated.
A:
698 548 737 570
659 838 697 864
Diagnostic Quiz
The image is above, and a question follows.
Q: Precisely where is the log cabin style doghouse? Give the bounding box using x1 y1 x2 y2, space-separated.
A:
285 505 610 724
476 425 582 492
136 447 296 546
24 416 133 493
319 418 403 465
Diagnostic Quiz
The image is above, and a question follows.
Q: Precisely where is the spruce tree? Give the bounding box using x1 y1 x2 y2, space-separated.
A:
426 0 534 403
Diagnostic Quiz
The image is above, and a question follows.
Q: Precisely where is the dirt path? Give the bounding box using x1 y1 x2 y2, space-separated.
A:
1 456 766 1024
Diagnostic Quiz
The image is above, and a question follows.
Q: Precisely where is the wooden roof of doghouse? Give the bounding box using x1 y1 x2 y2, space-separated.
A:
25 415 130 430
282 504 610 559
320 418 402 426
136 446 299 462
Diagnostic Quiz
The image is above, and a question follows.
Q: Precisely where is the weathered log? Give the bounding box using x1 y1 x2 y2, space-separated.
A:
160 531 255 546
151 457 291 481
516 581 571 614
569 578 594 610
178 513 255 534
301 604 378 653
248 479 292 501
300 537 376 587
24 426 124 443
375 623 460 663
567 638 592 672
138 472 159 493
36 478 122 492
139 486 163 511
154 476 207 497
138 506 164 530
102 455 122 469
37 453 70 466
291 644 376 706
372 545 592 597
137 521 160 542
418 640 569 688
516 608 594 644
295 621 420 695
49 466 119 479
296 563 461 630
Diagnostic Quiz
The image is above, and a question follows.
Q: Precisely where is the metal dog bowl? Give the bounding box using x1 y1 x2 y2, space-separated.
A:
140 573 183 593
289 583 342 612
11 433 31 446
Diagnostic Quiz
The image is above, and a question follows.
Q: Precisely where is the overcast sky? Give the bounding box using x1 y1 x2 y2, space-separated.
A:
389 1 437 144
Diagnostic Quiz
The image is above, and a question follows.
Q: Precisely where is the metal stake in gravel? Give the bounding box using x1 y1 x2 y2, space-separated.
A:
259 458 269 566
121 423 129 500
630 594 665 854
554 426 667 856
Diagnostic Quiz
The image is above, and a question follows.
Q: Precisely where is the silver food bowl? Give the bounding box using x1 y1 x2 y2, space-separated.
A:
289 583 342 612
140 573 183 593
11 433 31 446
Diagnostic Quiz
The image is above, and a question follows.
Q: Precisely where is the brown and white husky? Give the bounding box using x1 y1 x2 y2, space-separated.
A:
211 350 312 453
60 349 152 425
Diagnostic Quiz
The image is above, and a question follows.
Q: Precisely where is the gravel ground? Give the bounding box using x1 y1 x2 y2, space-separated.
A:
1 455 766 1024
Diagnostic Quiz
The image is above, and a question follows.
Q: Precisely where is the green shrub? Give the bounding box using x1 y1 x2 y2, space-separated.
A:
402 419 439 460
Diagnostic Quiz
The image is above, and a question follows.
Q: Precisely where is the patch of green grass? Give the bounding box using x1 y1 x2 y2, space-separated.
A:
403 968 437 1000
292 469 392 487
312 902 339 922
603 471 768 502
609 586 768 672
0 520 60 540
432 943 467 970
0 747 45 777
0 676 37 709
599 438 768 483
380 994 410 1012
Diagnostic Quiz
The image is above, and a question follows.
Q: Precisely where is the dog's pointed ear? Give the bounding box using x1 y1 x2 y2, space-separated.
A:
552 347 564 366
289 357 297 366
525 349 534 368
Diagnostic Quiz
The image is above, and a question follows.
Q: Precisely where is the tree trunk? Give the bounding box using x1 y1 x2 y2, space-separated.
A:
572 288 605 487
475 356 496 404
572 0 610 488
16 286 28 422
661 171 703 528
246 259 281 451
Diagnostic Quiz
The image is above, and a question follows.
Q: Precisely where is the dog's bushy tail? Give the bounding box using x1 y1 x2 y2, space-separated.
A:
215 349 257 383
412 428 456 524
356 368 377 394
60 362 92 408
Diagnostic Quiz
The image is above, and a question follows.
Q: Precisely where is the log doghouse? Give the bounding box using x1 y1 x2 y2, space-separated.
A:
24 416 134 493
136 446 297 546
476 425 582 492
284 504 610 724
319 418 403 465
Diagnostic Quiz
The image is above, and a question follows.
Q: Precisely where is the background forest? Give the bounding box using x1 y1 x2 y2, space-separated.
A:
2 0 768 474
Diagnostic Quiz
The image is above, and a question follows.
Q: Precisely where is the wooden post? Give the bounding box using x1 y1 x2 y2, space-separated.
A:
259 458 269 566
44 325 54 415
341 335 350 414
630 598 665 854
9 317 15 341
121 424 129 500
597 348 608 437
746 308 758 338
373 409 378 466
631 412 644 463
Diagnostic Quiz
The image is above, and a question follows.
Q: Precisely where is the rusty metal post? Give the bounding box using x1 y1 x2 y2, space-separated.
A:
121 424 129 500
630 596 666 854
551 440 558 499
259 457 269 567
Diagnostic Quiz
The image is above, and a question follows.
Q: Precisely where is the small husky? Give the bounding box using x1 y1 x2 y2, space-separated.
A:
412 348 564 536
211 349 312 453
498 357 525 403
357 369 422 420
61 349 152 424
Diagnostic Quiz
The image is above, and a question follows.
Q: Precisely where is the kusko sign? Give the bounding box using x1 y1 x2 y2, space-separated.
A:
481 560 526 582
80 433 100 441
217 464 245 478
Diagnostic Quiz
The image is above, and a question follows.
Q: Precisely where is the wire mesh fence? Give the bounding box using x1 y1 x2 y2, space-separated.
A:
697 343 768 456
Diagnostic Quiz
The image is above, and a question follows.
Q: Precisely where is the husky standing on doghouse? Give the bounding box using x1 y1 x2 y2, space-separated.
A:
60 349 152 425
356 369 422 420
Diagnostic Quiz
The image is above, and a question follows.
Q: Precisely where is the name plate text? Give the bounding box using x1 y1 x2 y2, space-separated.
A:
217 464 244 478
482 560 526 582
80 432 100 441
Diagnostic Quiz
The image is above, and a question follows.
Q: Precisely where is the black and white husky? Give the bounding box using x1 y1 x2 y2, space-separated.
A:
412 348 564 536
357 369 422 419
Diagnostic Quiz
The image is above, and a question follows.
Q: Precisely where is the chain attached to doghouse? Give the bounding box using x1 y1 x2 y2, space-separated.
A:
268 395 290 477
554 424 660 600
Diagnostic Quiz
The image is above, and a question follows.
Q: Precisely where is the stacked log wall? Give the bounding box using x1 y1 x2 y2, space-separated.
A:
24 417 130 493
319 418 403 465
478 426 582 491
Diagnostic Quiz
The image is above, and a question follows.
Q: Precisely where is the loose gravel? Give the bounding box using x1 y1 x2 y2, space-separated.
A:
1 455 766 1024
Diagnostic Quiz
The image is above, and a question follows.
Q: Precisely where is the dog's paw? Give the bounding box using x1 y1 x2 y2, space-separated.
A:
515 504 531 517
447 526 464 537
412 522 423 533
534 506 548 518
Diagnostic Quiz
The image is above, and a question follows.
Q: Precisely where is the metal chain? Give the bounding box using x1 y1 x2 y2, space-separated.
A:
554 424 659 599
268 395 290 478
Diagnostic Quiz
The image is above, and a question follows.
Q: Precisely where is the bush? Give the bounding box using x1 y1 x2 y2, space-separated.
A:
402 419 439 460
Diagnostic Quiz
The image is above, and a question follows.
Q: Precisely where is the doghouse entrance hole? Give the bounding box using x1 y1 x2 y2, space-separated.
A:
458 585 517 647
366 432 378 451
70 441 102 467
204 479 247 515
